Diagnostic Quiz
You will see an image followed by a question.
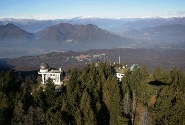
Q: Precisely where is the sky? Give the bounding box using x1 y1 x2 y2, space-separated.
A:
0 0 185 19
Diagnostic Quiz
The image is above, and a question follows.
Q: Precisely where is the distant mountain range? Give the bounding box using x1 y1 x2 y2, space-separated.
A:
1 17 185 33
0 24 34 45
1 17 185 72
124 24 185 38
0 17 185 57
122 24 185 49
0 23 130 53
35 23 124 44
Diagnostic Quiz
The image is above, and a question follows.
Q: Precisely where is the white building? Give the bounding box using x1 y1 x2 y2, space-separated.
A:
116 72 124 82
115 66 127 82
38 63 63 86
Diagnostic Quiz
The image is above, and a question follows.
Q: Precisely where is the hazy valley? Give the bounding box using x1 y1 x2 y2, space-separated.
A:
0 17 185 72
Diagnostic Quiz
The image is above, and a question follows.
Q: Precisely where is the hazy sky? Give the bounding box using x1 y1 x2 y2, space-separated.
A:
0 0 185 19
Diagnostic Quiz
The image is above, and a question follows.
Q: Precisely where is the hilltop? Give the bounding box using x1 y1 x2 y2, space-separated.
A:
0 24 34 46
6 48 185 72
0 23 131 56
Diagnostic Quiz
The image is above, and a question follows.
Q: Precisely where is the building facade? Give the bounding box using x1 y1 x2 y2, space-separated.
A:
38 63 63 86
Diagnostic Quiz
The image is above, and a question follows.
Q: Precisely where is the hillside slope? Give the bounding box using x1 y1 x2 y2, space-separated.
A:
35 23 125 44
0 24 34 46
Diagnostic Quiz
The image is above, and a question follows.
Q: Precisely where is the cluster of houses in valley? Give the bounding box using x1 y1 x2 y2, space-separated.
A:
38 59 139 91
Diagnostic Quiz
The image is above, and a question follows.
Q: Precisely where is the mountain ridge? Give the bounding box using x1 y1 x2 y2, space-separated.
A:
1 17 185 33
0 24 34 45
0 22 185 57
35 23 125 44
0 23 129 51
121 24 185 49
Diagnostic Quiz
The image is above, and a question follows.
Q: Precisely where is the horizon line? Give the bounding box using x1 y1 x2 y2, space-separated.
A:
0 16 185 21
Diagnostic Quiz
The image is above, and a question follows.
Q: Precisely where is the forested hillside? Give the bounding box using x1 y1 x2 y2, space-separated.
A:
0 63 185 125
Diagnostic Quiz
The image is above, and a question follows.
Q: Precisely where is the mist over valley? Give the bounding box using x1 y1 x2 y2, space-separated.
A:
0 17 185 72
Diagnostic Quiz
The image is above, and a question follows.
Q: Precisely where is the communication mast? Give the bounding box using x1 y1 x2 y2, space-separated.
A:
119 55 120 69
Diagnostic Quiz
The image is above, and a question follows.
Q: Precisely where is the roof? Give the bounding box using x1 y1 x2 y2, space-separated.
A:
115 67 127 74
49 69 62 73
130 64 139 71
40 63 49 70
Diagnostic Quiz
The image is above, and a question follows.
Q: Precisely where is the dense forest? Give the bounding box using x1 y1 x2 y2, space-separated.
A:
0 62 185 125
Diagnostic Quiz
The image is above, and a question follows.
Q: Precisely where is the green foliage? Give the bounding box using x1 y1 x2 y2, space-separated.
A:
0 71 21 95
32 87 47 111
80 89 97 124
12 103 45 125
108 76 128 125
0 71 21 125
0 92 13 125
17 75 35 111
1 64 185 125
154 68 185 125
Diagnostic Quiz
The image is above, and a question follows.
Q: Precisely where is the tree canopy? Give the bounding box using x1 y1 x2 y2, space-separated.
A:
0 64 185 125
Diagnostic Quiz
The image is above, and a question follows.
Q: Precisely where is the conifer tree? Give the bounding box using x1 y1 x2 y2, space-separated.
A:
80 89 97 125
66 68 82 115
123 91 131 115
154 69 185 125
0 71 21 125
11 101 25 125
131 90 137 125
44 78 57 109
0 92 13 125
1 70 21 95
141 65 149 81
74 109 83 125
108 76 129 125
32 87 47 111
